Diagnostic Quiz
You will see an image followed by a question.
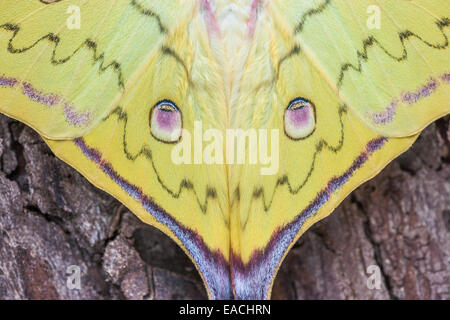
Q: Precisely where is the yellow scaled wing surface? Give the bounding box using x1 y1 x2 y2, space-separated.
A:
0 0 448 299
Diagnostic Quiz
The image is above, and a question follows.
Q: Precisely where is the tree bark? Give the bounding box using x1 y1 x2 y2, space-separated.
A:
0 114 448 300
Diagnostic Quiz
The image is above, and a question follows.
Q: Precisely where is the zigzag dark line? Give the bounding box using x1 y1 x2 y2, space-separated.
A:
294 0 331 34
162 46 190 80
337 17 450 89
39 0 167 33
130 0 167 33
104 102 347 218
240 105 347 229
104 107 218 216
277 0 331 76
0 23 125 89
277 45 300 78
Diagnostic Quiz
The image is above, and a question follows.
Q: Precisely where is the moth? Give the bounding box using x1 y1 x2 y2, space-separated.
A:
0 0 449 299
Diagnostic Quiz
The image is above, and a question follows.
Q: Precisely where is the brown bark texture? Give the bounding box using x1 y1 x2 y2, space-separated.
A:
0 114 449 300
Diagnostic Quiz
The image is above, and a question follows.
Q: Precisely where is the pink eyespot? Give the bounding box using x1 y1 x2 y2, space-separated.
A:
284 98 316 140
150 100 182 143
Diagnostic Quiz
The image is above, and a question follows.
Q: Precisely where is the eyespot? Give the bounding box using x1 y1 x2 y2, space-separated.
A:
284 98 316 140
150 100 182 143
